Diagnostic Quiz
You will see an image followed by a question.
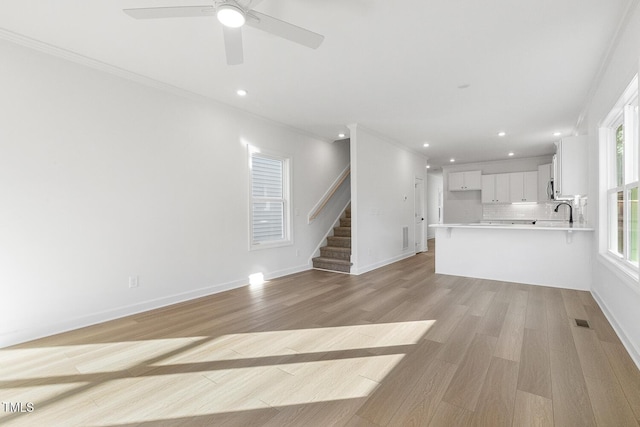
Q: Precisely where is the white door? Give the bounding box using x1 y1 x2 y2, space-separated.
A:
415 177 425 252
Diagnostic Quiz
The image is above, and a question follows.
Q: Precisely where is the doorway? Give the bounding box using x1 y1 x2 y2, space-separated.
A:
414 177 426 253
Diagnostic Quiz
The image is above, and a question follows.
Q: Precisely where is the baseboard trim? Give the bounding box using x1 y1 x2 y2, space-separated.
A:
351 252 415 275
591 288 640 371
0 263 312 348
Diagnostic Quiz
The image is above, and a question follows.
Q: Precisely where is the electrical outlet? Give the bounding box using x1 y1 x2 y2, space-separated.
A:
128 276 139 289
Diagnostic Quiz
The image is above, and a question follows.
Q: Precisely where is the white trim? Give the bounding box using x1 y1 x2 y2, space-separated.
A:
248 149 293 250
308 165 351 224
597 254 640 297
351 252 416 275
591 288 640 371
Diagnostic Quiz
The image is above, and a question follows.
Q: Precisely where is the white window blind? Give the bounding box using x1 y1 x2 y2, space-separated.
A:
250 152 290 247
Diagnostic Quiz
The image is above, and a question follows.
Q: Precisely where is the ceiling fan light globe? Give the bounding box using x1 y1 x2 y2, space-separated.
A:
217 5 245 28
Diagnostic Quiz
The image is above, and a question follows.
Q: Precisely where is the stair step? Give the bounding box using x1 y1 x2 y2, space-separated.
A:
340 218 351 227
345 207 351 218
312 257 352 273
327 236 351 248
333 226 351 237
320 246 351 260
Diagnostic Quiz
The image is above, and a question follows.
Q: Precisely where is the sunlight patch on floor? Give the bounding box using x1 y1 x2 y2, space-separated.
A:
0 320 436 425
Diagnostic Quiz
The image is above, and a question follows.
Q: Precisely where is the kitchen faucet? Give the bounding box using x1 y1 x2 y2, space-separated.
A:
554 202 573 224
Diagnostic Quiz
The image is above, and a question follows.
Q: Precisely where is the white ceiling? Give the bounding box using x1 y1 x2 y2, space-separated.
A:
0 0 634 168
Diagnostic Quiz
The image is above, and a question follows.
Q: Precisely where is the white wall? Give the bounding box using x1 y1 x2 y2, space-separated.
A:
442 155 553 223
584 2 640 367
349 125 427 274
427 172 443 239
0 39 350 347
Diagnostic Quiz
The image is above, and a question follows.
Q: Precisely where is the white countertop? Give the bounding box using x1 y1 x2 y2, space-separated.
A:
430 222 594 231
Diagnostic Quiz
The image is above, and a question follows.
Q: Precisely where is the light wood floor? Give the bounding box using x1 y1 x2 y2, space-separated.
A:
2 241 640 426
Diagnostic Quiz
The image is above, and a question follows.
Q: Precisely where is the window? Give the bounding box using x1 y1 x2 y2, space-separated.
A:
249 149 291 249
600 74 639 276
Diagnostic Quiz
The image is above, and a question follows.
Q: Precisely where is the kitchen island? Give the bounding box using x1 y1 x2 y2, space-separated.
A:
430 222 594 290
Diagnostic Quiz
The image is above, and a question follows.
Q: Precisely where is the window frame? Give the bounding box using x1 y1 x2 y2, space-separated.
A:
599 74 639 282
248 147 293 251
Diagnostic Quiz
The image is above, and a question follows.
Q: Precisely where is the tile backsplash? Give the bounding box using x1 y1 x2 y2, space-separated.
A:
483 198 588 223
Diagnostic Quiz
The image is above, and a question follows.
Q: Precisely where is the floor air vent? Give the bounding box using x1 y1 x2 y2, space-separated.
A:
575 319 590 328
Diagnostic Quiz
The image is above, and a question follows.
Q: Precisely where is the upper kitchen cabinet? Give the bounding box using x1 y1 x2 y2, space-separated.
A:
554 136 588 198
482 173 510 203
538 163 553 201
509 171 538 202
449 170 482 191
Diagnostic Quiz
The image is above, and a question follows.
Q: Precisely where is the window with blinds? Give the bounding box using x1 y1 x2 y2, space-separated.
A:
250 151 291 248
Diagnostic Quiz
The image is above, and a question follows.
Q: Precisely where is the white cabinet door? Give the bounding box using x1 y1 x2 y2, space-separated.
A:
481 175 495 203
464 171 482 190
448 172 465 191
509 172 524 202
449 170 482 191
523 171 538 202
482 174 510 203
509 171 538 202
495 174 510 203
556 136 588 197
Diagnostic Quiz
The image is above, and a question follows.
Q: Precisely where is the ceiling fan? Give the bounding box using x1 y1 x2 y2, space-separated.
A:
123 0 324 65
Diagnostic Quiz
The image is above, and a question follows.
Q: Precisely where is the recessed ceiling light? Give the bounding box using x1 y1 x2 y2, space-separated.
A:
508 152 514 156
553 132 561 136
236 89 247 96
423 143 430 147
498 131 506 137
217 4 246 28
338 133 345 138
426 165 431 169
450 158 455 163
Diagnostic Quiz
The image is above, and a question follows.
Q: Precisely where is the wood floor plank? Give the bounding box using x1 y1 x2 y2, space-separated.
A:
494 290 528 362
584 375 639 427
436 313 482 365
601 341 640 422
512 390 553 427
355 339 443 426
442 334 497 411
571 325 616 382
477 301 509 338
517 328 551 399
544 288 575 354
384 358 458 426
583 304 620 344
550 348 597 427
471 357 519 427
428 401 474 427
524 295 547 332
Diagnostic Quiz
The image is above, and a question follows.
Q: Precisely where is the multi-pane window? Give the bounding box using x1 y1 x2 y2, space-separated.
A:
603 75 639 270
249 150 291 249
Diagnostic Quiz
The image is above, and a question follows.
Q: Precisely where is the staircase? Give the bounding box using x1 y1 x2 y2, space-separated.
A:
312 206 352 273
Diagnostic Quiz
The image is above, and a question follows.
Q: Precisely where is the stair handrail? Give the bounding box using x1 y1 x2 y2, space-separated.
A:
308 165 351 224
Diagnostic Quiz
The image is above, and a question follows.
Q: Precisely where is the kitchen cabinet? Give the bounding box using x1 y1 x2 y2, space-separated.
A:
554 136 588 198
538 163 553 201
449 170 482 191
509 171 538 202
482 173 510 203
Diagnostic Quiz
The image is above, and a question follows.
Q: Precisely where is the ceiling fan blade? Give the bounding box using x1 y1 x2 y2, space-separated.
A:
222 26 244 65
246 11 324 49
123 6 215 20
